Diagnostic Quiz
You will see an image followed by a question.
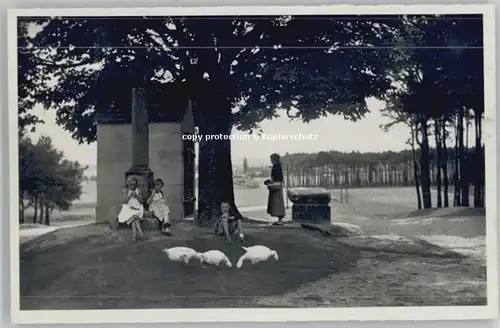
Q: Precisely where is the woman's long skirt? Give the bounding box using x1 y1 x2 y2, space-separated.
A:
267 184 286 217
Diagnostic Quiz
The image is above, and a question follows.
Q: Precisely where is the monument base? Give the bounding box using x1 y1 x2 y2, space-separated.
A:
116 215 161 231
292 203 331 223
125 165 154 207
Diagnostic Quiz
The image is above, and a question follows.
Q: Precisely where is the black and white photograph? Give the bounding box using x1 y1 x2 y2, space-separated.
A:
9 5 498 324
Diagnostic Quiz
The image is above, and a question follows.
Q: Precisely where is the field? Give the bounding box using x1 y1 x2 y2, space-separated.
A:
21 179 476 222
18 179 487 310
19 180 480 243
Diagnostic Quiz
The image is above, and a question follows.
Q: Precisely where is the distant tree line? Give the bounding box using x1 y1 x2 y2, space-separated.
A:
283 145 483 209
19 134 87 225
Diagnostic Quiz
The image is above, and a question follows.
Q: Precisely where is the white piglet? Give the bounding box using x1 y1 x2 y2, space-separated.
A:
162 246 202 265
236 245 279 268
200 250 232 268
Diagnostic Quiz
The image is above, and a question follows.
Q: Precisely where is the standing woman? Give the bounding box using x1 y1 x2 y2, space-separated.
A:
266 153 286 226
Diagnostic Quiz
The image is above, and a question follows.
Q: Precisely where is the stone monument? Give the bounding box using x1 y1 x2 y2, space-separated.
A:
125 87 154 203
95 82 195 225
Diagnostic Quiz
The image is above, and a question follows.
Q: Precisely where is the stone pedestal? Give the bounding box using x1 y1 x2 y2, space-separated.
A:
291 204 331 223
141 216 161 231
288 187 331 223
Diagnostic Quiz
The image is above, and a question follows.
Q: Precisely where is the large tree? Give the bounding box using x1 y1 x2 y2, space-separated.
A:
19 15 400 224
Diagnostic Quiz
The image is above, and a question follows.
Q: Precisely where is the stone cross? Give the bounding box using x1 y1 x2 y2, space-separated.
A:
125 87 154 205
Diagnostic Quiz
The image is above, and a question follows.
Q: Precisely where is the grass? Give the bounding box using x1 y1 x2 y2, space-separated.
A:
20 219 486 310
338 186 476 219
20 182 477 226
20 222 361 310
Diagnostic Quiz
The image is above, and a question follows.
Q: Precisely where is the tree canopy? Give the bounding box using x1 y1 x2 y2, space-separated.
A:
18 15 403 139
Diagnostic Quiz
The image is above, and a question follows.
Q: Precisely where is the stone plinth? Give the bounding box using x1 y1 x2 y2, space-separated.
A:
288 187 331 223
287 187 332 205
116 215 161 231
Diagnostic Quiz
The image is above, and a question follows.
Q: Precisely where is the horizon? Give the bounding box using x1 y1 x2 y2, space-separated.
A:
27 97 478 168
28 97 414 167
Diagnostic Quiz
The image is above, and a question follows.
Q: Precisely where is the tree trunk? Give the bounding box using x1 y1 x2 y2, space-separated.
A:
33 197 39 223
197 110 220 226
39 201 44 224
441 119 449 208
434 120 442 208
458 109 469 206
367 163 373 185
217 111 244 220
19 191 25 224
466 116 470 150
44 202 50 226
196 94 243 226
453 117 461 207
411 123 422 210
418 119 432 209
473 108 484 207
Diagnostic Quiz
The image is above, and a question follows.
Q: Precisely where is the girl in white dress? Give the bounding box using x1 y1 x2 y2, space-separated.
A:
118 177 145 241
147 178 172 235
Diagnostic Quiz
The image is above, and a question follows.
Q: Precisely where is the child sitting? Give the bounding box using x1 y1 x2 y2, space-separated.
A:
147 178 172 235
214 202 244 243
117 177 145 242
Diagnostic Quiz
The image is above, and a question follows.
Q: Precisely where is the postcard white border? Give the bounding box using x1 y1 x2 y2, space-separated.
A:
8 4 498 324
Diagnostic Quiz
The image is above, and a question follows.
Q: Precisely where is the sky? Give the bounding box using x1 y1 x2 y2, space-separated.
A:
28 97 411 167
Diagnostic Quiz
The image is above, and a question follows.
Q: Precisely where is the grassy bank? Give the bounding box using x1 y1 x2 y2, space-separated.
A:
20 220 486 310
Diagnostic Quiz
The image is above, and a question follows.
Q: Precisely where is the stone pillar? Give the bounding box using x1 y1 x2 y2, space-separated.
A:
125 87 154 205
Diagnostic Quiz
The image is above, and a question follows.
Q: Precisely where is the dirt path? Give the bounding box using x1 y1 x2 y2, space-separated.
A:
255 251 486 307
19 220 94 244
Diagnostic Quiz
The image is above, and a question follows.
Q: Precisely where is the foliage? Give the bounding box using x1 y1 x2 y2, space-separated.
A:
384 15 483 122
19 135 86 223
18 15 401 140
